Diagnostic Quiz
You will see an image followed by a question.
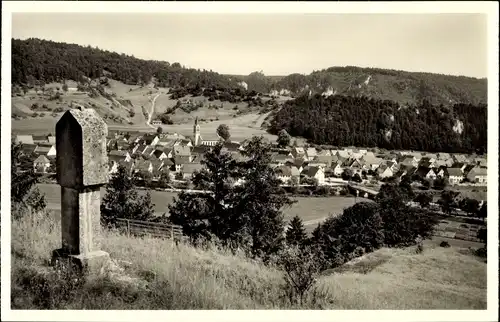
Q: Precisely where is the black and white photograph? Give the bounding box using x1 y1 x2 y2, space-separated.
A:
1 2 498 321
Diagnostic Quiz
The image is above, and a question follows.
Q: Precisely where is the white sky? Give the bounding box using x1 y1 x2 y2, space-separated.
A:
11 13 488 78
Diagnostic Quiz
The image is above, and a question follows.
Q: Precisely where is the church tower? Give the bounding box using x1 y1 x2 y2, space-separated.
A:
193 117 201 146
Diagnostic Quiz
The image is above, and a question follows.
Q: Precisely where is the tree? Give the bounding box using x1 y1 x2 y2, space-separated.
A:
459 198 480 217
156 126 163 134
414 193 432 208
286 216 307 247
101 165 155 226
158 171 171 188
352 173 363 183
11 142 47 214
341 168 353 181
439 190 458 215
169 142 240 244
277 129 291 148
477 227 487 246
216 124 231 141
477 202 487 222
433 177 448 190
234 136 296 258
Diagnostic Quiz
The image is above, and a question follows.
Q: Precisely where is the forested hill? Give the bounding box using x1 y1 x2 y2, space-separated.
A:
269 95 487 154
13 38 487 107
12 38 239 89
233 67 487 106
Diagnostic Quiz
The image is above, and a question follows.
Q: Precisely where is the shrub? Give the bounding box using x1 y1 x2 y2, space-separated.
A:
439 241 451 248
312 202 384 269
276 245 322 305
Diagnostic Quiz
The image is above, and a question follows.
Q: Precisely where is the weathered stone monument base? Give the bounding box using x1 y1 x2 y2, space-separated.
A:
52 108 110 276
52 249 110 275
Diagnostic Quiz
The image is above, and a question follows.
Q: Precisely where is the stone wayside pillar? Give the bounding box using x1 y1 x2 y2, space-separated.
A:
52 108 110 273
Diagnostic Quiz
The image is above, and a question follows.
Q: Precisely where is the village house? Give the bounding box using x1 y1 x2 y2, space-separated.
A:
435 166 447 178
466 167 487 184
376 164 394 179
416 166 437 181
316 149 331 157
132 144 148 155
133 160 153 176
270 153 295 167
140 134 160 146
109 150 132 163
151 160 165 178
275 165 301 184
182 163 204 180
33 155 51 173
346 159 364 175
453 154 468 164
306 148 318 161
437 152 452 161
302 166 325 185
34 143 57 157
141 146 156 159
434 158 454 168
399 155 418 168
418 157 436 169
153 149 169 160
363 157 383 171
446 168 464 185
21 144 38 156
291 147 306 160
450 162 467 173
474 157 487 168
156 137 177 147
312 155 333 168
16 135 34 145
332 161 344 176
173 155 191 172
336 150 350 160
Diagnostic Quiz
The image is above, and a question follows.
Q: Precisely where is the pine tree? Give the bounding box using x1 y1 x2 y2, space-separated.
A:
101 164 155 226
286 215 307 247
169 142 240 242
235 136 296 258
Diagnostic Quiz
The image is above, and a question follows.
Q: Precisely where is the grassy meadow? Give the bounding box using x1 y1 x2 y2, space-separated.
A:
10 209 487 309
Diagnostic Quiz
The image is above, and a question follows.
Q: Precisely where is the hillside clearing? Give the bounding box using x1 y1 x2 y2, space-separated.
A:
11 210 487 309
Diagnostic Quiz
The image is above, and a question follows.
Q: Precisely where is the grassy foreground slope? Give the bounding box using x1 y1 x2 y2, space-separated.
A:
11 210 486 309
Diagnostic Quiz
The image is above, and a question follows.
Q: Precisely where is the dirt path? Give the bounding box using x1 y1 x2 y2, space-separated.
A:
146 92 161 128
250 111 272 129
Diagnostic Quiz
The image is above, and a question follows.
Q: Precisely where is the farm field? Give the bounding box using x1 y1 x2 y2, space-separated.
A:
37 184 367 230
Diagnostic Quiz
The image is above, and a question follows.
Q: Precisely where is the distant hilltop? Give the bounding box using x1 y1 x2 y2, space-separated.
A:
12 38 487 106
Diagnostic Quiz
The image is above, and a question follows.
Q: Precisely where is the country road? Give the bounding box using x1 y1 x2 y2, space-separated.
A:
146 93 161 128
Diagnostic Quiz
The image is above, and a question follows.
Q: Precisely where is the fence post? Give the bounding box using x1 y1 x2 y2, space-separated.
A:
127 219 130 238
171 225 174 248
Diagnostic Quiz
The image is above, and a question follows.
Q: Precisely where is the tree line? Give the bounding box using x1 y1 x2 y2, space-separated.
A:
12 38 238 89
269 94 487 154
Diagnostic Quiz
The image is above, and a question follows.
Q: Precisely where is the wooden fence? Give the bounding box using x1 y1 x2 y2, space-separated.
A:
116 218 184 242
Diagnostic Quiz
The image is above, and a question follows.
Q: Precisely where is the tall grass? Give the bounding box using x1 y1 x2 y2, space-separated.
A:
11 209 487 310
